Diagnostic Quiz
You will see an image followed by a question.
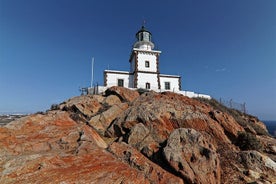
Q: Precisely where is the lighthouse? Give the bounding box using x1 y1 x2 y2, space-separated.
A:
104 26 181 92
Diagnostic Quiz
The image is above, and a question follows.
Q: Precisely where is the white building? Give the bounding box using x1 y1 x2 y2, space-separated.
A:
104 26 181 92
88 26 211 99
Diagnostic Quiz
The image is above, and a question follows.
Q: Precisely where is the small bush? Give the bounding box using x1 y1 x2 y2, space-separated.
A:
50 104 59 110
35 111 45 115
236 132 263 151
136 88 149 95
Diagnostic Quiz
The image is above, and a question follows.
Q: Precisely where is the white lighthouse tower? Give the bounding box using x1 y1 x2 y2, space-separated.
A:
104 25 181 91
129 26 162 90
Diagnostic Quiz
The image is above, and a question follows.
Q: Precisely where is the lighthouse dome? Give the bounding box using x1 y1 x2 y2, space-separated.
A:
134 26 155 50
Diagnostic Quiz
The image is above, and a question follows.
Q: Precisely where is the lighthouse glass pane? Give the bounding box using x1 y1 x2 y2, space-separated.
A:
118 79 124 87
143 32 149 41
140 33 143 41
165 82 170 90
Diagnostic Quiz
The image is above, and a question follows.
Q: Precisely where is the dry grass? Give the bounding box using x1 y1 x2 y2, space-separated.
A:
195 98 269 136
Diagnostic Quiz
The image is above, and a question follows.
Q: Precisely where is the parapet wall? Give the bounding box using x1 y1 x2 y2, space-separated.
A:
177 91 211 99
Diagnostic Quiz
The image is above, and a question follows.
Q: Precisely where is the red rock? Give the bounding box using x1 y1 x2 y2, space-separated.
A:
0 150 151 184
105 86 140 102
209 110 244 138
245 116 269 133
1 89 275 184
59 95 102 118
89 103 128 132
108 142 184 184
107 91 231 146
0 111 149 183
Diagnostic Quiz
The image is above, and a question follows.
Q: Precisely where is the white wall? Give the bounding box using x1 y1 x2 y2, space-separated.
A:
178 91 211 99
136 73 159 90
137 52 157 72
160 75 180 92
105 71 132 88
138 44 152 51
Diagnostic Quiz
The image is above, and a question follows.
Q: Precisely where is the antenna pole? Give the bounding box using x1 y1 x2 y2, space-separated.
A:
91 57 94 88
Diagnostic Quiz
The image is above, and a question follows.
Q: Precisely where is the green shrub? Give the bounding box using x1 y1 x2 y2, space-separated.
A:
236 132 263 151
136 88 149 95
50 104 59 110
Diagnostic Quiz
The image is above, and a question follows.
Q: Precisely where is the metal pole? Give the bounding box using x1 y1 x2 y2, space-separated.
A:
91 57 94 88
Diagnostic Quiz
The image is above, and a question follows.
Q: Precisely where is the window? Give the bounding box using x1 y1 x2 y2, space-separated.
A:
146 83 150 89
145 61 150 68
165 82 170 90
117 79 124 87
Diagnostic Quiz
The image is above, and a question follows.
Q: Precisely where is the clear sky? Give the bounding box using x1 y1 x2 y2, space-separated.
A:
0 0 275 120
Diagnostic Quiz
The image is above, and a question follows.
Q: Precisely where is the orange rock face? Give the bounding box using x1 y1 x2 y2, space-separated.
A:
0 111 158 184
59 95 103 118
108 142 184 184
107 91 233 146
1 149 152 184
209 110 244 138
105 86 140 102
0 88 275 184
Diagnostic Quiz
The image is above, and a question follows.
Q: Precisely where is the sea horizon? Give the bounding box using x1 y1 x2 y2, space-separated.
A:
263 120 276 137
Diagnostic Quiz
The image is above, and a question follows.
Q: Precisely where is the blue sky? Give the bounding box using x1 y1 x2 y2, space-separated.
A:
0 0 275 120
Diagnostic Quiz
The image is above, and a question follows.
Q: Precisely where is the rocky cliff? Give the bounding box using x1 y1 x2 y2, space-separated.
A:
1 87 275 184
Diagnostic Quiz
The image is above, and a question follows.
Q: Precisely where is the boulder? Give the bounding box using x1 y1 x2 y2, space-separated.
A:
59 95 102 118
258 135 276 157
107 91 230 145
239 151 276 183
239 150 276 172
244 115 269 134
89 103 128 133
209 110 244 139
163 128 220 184
92 94 105 103
103 95 121 106
108 142 184 184
105 86 140 102
127 123 159 157
2 111 80 155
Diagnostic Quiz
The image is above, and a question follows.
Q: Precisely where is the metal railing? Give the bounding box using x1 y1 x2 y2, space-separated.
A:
218 98 246 114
